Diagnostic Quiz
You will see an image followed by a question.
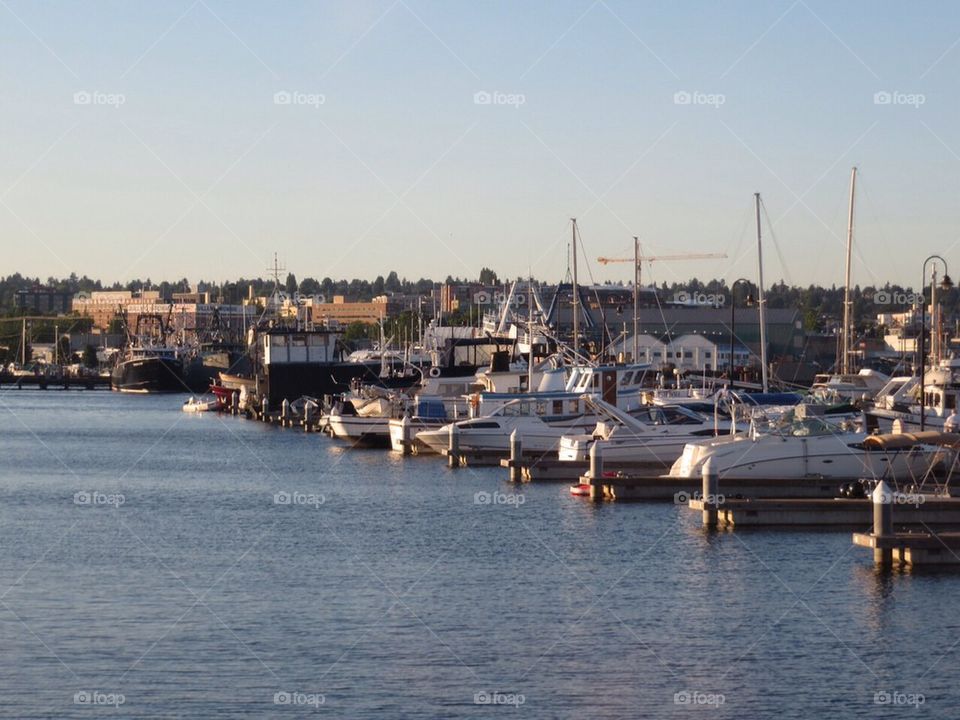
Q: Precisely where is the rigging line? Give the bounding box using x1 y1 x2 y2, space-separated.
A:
574 222 613 351
644 262 675 347
852 170 890 287
759 197 792 287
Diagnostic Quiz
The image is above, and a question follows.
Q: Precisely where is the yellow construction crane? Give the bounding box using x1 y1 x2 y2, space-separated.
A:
597 240 727 362
597 252 727 264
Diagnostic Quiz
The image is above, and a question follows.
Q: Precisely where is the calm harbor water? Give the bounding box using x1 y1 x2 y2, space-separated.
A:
0 390 957 718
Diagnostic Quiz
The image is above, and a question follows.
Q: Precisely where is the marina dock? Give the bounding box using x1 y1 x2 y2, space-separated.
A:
0 373 110 390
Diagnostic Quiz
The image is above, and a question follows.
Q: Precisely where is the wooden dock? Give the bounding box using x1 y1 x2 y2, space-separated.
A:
498 457 666 482
688 496 960 527
0 373 110 390
852 531 960 566
582 473 847 501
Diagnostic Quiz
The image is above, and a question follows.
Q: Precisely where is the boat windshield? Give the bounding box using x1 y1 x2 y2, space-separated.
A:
770 417 841 438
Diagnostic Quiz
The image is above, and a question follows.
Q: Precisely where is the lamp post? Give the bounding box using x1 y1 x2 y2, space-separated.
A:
919 255 953 430
729 278 754 384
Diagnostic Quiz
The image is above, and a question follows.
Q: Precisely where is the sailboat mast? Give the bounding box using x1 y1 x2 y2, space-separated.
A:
755 193 769 393
842 166 857 375
527 279 534 392
633 236 640 363
571 218 580 358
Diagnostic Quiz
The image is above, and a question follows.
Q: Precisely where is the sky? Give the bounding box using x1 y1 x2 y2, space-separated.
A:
2 1 960 290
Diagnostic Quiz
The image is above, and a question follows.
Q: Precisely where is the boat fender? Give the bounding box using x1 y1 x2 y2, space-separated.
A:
429 367 441 378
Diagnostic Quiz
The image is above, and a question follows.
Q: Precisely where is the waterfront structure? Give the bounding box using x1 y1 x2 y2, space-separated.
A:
15 286 74 314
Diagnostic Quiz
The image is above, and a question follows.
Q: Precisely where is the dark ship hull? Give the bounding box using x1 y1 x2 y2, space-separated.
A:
111 357 185 393
264 360 418 406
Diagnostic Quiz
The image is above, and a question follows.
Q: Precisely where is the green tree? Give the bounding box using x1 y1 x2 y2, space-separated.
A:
82 344 98 368
479 267 498 285
285 273 298 296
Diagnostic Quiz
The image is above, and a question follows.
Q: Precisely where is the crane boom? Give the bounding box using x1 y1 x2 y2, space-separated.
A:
597 252 727 264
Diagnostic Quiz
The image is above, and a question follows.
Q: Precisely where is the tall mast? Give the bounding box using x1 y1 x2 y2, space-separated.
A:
527 279 534 392
841 166 857 374
571 218 580 358
21 317 26 366
633 236 640 363
755 193 769 393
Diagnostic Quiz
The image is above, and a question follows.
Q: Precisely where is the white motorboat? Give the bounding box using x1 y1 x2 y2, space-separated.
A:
811 368 891 404
558 397 729 468
182 396 219 413
668 415 948 482
326 388 407 447
387 396 450 454
416 396 600 455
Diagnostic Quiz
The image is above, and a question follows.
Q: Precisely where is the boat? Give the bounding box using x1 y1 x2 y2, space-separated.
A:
864 359 960 433
416 396 603 455
667 414 947 482
326 387 407 448
388 396 451 454
182 396 220 413
558 396 730 469
811 368 891 404
112 345 185 393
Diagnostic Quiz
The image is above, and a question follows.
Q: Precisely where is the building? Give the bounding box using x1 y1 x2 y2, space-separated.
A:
307 295 400 325
72 291 165 330
14 286 74 314
611 333 753 372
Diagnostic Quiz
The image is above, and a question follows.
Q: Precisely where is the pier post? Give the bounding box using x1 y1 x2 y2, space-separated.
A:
873 480 894 567
232 391 239 415
261 397 269 421
303 402 313 431
448 423 461 468
400 414 412 456
702 459 719 528
509 429 523 483
281 398 290 426
588 440 603 480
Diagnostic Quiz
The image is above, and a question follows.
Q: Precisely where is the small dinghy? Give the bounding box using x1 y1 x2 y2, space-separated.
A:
182 396 219 413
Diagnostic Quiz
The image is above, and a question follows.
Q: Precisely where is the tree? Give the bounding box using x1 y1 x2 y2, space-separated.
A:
385 271 401 293
57 336 71 364
82 345 98 368
372 275 385 295
285 273 298 296
479 267 498 285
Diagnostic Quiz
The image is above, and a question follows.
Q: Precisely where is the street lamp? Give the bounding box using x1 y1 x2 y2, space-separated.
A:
729 278 754 384
919 255 953 430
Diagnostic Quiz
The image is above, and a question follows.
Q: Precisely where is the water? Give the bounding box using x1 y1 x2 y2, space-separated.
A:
0 390 956 718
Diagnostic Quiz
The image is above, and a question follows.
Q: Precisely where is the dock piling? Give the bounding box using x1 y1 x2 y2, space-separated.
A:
447 423 461 468
400 414 412 456
588 440 603 480
509 429 523 483
873 480 894 567
702 459 719 528
231 391 239 415
261 397 269 421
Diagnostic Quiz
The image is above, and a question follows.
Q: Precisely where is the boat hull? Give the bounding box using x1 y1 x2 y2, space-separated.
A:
111 357 184 393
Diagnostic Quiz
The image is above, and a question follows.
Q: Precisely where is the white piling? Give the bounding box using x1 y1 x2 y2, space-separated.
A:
509 429 523 483
400 414 412 456
448 423 461 468
873 480 894 567
702 458 719 528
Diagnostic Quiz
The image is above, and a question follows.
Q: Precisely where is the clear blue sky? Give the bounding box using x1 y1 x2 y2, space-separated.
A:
2 0 959 290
